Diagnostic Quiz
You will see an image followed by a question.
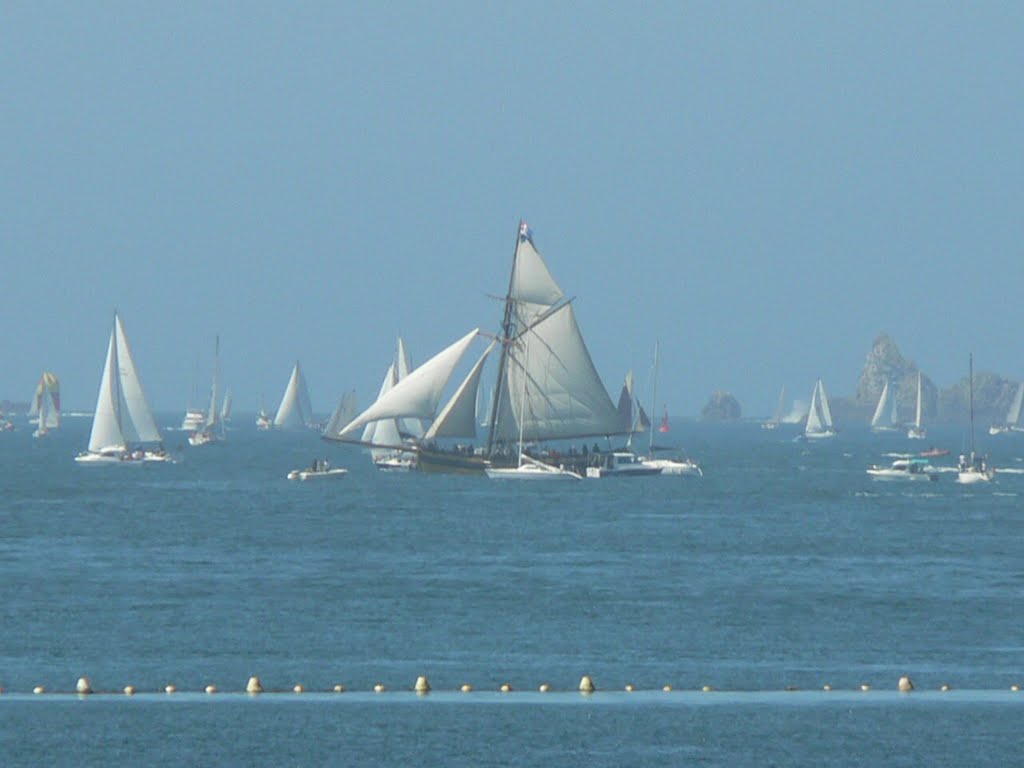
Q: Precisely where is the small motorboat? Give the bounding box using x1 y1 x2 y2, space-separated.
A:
918 447 950 458
866 457 938 481
287 458 348 481
586 451 663 478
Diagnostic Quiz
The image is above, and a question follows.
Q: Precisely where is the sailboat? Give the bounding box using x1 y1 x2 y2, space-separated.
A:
486 332 582 480
804 378 837 439
221 389 233 425
762 386 786 430
180 356 205 431
189 336 226 446
989 382 1024 435
869 380 899 433
256 395 272 430
274 361 314 430
659 407 669 433
323 390 357 438
479 221 635 476
639 341 700 476
76 313 173 464
29 372 61 438
907 372 927 440
957 353 994 484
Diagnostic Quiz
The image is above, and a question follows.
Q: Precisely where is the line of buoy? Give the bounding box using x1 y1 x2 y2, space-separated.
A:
6 675 1022 695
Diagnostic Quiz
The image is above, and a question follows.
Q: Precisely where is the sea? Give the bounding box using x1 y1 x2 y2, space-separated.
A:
1 415 1022 766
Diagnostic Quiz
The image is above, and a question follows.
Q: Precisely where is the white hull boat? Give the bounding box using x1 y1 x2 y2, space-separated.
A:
287 459 348 480
957 355 992 484
866 458 937 481
586 451 663 478
643 457 703 476
486 453 581 480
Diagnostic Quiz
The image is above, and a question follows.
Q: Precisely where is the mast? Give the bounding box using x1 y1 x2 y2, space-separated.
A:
648 340 659 457
969 353 975 457
485 220 524 456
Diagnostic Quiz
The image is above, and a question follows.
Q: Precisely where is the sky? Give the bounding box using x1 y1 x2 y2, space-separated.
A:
2 2 1022 417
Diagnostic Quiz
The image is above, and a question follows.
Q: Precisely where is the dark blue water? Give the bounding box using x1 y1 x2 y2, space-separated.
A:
2 416 1023 765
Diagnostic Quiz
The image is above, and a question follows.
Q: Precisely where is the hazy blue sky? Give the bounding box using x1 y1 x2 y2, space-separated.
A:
2 2 1022 416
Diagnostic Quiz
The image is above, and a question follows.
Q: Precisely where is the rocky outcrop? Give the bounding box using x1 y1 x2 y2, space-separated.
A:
939 370 1018 424
855 333 937 421
701 391 741 422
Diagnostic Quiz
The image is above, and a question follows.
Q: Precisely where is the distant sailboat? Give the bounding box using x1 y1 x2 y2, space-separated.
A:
804 378 837 439
323 390 357 438
640 341 700 476
659 407 670 433
221 389 233 424
870 380 899 433
907 372 927 440
189 336 226 446
256 395 272 430
762 386 786 430
76 313 172 463
989 382 1024 435
274 361 314 430
29 372 61 438
957 353 993 483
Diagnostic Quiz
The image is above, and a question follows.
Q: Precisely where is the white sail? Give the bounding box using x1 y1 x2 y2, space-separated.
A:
1008 383 1024 426
274 361 312 429
204 337 221 432
337 328 479 439
494 304 622 442
870 381 891 428
396 337 425 438
361 364 396 446
772 385 786 423
88 330 124 453
424 340 496 440
221 389 232 422
805 380 823 434
324 390 358 437
114 315 162 444
818 379 834 428
30 372 61 430
510 230 565 312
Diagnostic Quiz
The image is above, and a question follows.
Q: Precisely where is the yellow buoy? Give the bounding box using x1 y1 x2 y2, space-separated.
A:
662 684 673 692
823 684 832 692
205 684 218 694
898 676 914 692
414 676 430 694
578 676 595 693
33 686 45 695
539 683 551 693
701 685 714 693
499 683 512 693
76 677 93 695
1011 684 1020 692
246 676 263 694
293 684 305 694
333 684 346 693
124 685 136 696
374 683 386 693
940 683 951 692
165 684 177 694
460 683 473 693
860 684 870 692
624 684 635 692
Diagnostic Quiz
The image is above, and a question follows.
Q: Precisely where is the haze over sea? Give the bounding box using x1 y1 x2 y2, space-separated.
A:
2 416 1023 765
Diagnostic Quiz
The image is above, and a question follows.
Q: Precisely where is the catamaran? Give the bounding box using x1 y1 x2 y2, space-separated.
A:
189 336 226 446
804 378 837 439
870 380 899 433
907 372 927 440
989 382 1024 435
76 313 173 464
29 372 61 438
274 361 314 430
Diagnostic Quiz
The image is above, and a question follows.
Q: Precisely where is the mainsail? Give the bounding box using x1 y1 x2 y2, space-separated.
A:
870 381 891 429
274 361 313 429
806 380 823 434
486 222 623 451
323 390 358 437
1008 383 1024 427
30 372 61 430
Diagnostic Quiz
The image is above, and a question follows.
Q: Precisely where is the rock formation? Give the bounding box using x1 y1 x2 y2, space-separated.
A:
701 390 741 421
854 333 937 421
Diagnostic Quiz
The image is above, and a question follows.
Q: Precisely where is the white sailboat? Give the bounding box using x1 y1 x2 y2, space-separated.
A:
870 380 899 433
274 361 314 430
180 356 205 431
189 336 226 446
76 313 172 464
907 372 926 440
762 385 786 430
989 382 1024 435
804 378 837 439
640 341 700 476
256 395 272 430
221 388 232 425
323 390 357 438
480 221 634 476
29 372 61 438
957 353 994 484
